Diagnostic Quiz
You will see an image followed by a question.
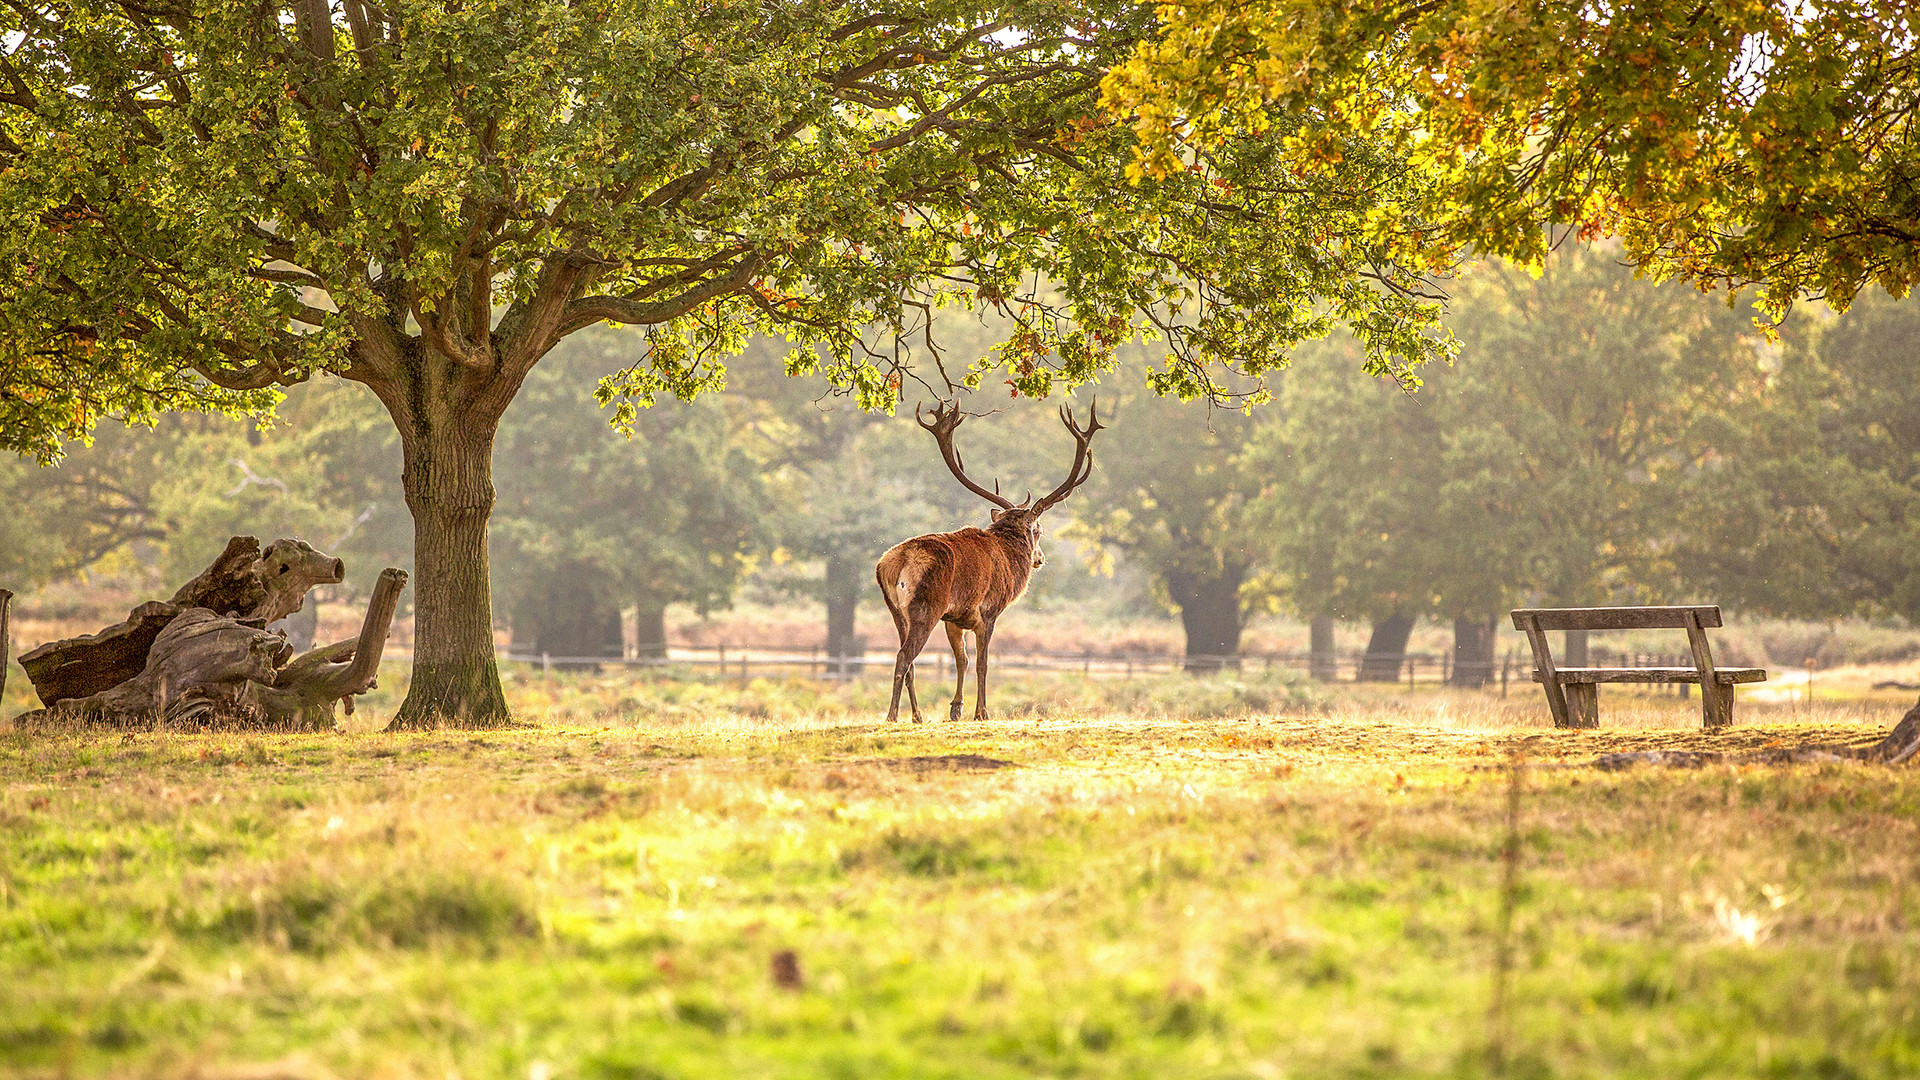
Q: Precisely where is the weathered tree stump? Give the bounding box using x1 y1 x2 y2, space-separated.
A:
19 537 344 705
255 567 408 727
32 568 407 731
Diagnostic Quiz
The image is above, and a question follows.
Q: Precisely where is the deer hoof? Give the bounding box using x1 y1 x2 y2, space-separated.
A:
948 702 962 722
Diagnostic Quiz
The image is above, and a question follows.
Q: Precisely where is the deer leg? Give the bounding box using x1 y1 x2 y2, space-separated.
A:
886 645 909 723
973 620 995 722
945 622 969 722
883 596 914 724
904 659 925 722
891 610 936 723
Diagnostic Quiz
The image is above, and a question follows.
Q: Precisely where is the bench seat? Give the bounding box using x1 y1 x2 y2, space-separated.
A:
1532 667 1767 686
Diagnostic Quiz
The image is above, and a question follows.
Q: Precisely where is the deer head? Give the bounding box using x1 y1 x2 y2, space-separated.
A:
914 398 1103 568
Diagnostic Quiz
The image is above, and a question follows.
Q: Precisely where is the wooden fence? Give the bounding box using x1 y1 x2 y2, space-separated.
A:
479 643 1706 695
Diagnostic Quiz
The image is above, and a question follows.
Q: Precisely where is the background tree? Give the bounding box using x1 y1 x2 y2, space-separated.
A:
728 344 924 667
1684 294 1920 623
492 329 768 665
0 425 170 590
1257 247 1771 677
1254 336 1452 681
0 380 406 654
2 0 1448 727
1071 386 1267 672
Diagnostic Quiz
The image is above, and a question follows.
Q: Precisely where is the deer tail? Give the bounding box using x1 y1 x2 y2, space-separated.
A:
876 545 934 618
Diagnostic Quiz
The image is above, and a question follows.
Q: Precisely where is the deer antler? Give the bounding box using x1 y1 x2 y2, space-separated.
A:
1028 397 1103 516
916 401 1016 509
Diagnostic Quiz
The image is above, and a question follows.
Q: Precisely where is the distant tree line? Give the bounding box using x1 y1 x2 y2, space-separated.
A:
8 248 1920 673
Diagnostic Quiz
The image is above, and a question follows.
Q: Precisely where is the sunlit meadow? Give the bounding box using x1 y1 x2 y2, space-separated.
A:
2 666 1916 1079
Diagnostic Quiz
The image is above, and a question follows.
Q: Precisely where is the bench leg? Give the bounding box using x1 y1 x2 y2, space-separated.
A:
1563 683 1600 729
1703 683 1734 729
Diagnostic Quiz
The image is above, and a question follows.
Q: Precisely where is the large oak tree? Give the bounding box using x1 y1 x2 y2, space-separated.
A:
0 0 1446 726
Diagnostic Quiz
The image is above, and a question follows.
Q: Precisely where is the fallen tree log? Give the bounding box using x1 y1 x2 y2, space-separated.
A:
57 609 292 724
30 568 408 731
18 537 344 706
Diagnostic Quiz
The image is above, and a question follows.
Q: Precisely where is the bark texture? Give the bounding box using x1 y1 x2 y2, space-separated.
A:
1 588 11 705
1167 564 1246 674
1358 614 1416 681
386 396 512 730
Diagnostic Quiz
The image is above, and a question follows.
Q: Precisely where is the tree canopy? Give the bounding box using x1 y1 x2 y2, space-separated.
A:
1 0 1454 726
1684 293 1920 622
1105 0 1920 320
1 0 1449 463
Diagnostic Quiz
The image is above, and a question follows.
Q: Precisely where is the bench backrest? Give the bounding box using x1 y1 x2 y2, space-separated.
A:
1510 606 1722 632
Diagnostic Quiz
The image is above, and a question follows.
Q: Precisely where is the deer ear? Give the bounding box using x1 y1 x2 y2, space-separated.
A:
989 507 1005 522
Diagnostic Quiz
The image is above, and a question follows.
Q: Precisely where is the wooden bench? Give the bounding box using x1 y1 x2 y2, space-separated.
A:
1509 606 1766 729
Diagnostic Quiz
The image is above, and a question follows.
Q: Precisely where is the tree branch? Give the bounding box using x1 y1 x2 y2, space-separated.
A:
558 250 767 334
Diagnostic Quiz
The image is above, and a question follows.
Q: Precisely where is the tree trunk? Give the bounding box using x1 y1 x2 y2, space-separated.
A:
634 597 668 660
824 553 863 669
1309 613 1336 681
1450 613 1498 688
1167 566 1245 674
390 414 510 730
1565 628 1589 668
1358 614 1415 681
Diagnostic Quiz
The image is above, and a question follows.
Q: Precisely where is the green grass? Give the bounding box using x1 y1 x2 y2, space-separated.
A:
2 684 1918 1079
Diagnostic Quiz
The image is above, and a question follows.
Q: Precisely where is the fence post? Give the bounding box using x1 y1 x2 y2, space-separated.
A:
541 651 550 674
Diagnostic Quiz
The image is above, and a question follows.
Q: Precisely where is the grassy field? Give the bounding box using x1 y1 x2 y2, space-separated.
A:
2 672 1918 1080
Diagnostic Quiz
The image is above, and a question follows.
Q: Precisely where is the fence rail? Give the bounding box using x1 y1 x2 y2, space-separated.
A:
464 643 1705 695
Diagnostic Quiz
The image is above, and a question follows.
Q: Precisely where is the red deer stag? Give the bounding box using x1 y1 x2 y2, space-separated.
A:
876 399 1102 722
